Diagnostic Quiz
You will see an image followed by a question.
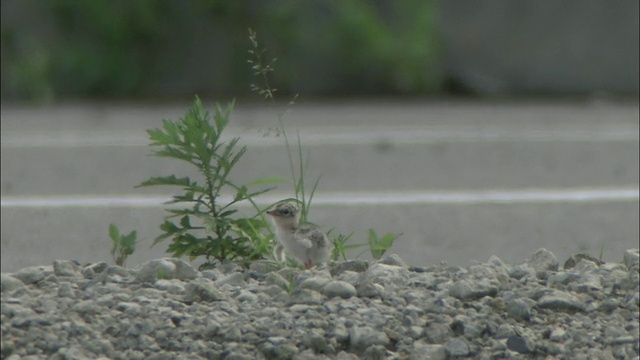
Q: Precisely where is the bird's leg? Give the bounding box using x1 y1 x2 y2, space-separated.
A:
274 243 285 263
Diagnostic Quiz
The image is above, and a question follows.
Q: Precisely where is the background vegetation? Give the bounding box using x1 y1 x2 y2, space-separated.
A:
1 0 442 102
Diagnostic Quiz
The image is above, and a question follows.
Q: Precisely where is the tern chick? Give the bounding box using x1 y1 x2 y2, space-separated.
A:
267 201 331 269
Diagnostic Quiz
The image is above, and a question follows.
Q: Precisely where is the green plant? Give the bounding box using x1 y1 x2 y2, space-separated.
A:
109 223 138 267
365 229 401 260
248 28 320 224
330 231 360 261
136 96 281 267
249 29 403 264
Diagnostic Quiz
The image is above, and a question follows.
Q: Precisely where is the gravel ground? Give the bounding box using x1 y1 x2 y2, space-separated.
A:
1 248 638 360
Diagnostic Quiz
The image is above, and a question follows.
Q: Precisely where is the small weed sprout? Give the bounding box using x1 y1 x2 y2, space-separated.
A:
366 229 401 260
330 231 360 261
109 223 138 267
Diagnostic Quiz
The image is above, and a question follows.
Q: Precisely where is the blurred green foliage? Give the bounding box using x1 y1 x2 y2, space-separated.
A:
1 0 442 102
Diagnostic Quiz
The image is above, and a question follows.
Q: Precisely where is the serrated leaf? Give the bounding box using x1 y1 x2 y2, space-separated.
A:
179 215 191 228
159 220 181 234
153 147 195 163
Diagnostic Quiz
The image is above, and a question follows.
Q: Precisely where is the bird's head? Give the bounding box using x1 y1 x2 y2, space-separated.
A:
266 201 300 227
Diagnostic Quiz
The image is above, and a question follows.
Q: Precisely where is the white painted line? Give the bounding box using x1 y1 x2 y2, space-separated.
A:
1 127 638 148
1 188 637 208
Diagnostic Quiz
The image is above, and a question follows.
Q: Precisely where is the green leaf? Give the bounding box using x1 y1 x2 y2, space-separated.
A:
179 215 191 229
121 231 138 255
152 147 196 163
136 175 191 188
159 220 181 234
165 208 197 217
109 223 120 243
219 209 238 217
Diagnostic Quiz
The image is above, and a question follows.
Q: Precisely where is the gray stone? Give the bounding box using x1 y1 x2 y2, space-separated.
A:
356 281 384 298
260 341 299 360
424 323 453 344
548 271 582 286
444 337 470 357
527 248 559 272
362 345 387 360
249 260 280 274
53 260 81 277
300 276 331 292
116 302 142 316
494 324 515 339
575 273 601 292
293 349 331 360
322 281 357 299
536 291 585 312
450 316 483 340
234 289 259 302
135 258 176 283
1 301 34 318
379 254 408 267
287 289 324 305
57 282 75 298
330 260 369 276
154 279 186 294
549 328 566 342
200 269 218 280
599 298 620 313
411 341 446 360
12 265 52 284
71 300 101 315
215 272 245 287
508 264 535 280
51 345 93 360
191 282 225 302
506 334 536 354
335 351 359 360
349 326 390 352
82 262 108 279
449 280 498 301
487 255 506 268
300 328 331 354
574 259 600 274
1 273 24 293
334 270 359 286
506 298 534 321
172 259 198 281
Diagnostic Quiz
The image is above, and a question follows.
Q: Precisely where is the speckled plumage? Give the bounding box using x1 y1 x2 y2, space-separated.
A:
267 201 331 269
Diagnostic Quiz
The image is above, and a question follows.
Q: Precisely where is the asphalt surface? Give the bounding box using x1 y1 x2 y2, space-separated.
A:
1 99 638 272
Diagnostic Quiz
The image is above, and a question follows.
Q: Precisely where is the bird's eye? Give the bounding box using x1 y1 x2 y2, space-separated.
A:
281 209 291 216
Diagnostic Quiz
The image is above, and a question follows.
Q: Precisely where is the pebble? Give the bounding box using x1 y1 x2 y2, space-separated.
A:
0 249 638 359
322 281 357 299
